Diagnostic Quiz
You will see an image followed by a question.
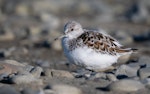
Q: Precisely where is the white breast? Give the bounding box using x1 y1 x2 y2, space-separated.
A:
62 38 119 70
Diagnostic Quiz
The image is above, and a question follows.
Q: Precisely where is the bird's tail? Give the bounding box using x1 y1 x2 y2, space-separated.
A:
116 48 138 55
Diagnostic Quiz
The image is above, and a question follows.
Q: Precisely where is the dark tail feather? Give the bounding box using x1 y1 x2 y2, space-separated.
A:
131 48 138 52
116 48 138 55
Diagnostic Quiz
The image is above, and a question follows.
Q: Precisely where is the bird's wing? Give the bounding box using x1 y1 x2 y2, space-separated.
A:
77 30 133 55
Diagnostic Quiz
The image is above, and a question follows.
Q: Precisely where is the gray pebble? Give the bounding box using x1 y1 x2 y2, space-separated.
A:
35 60 50 68
11 73 43 85
138 56 150 67
107 79 145 92
30 66 43 78
52 84 82 94
45 69 74 78
22 88 44 94
106 74 118 81
115 64 138 78
138 67 150 79
0 85 20 94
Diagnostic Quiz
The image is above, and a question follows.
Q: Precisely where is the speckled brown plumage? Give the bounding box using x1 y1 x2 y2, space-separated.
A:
67 30 133 56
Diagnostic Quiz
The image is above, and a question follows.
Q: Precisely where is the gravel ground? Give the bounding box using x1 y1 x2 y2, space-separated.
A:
0 0 150 94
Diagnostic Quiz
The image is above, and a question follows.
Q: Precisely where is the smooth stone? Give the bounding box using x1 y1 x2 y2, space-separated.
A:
127 63 140 70
15 4 29 17
107 79 145 92
141 78 150 85
115 64 138 78
117 54 131 64
138 67 150 79
51 40 62 51
30 66 43 78
22 88 43 94
11 73 43 85
52 84 82 94
0 85 20 94
35 60 50 67
48 69 74 79
0 50 11 58
94 73 107 79
114 31 133 45
0 31 15 41
106 74 118 81
138 56 150 67
4 60 25 66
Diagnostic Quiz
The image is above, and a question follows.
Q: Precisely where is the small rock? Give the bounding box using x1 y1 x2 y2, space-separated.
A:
35 60 50 67
0 50 11 58
141 78 150 85
106 74 118 81
4 60 25 66
107 79 145 92
117 54 131 64
15 4 30 17
133 30 150 42
138 67 150 79
138 56 150 67
22 88 44 94
0 30 15 41
51 40 62 51
115 65 138 78
115 31 133 45
39 13 60 29
93 73 107 79
0 85 20 94
11 73 42 85
52 84 82 94
30 66 43 78
47 69 74 79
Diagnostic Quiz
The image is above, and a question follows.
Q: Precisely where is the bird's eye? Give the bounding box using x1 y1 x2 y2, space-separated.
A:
71 29 74 31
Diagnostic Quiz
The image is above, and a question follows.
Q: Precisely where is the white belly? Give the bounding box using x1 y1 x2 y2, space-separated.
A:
65 46 119 70
62 38 119 70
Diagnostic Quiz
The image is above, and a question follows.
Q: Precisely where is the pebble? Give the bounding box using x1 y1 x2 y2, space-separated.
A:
138 56 150 67
11 73 43 85
15 4 30 17
35 60 50 68
0 50 11 58
133 31 150 42
52 84 82 94
30 66 43 78
51 40 62 51
0 30 15 41
117 54 131 64
114 31 133 45
138 67 150 79
45 69 74 79
107 79 145 92
0 85 20 94
106 74 118 81
22 88 44 94
141 78 150 85
115 65 138 78
93 72 107 79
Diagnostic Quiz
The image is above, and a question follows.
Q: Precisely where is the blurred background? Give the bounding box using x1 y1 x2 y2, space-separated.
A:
0 0 149 68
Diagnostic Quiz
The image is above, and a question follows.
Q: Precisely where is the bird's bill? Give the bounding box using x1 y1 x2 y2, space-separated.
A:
54 35 66 41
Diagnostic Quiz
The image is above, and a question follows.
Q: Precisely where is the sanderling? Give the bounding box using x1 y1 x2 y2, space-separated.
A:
55 21 136 72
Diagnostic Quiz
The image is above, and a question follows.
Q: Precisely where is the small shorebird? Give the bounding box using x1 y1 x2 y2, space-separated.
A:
55 21 136 72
